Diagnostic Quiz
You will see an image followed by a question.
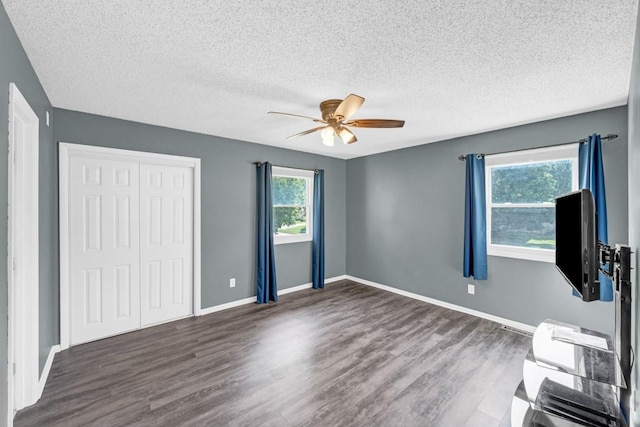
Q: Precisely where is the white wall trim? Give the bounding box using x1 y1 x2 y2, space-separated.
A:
58 142 201 165
59 142 202 350
58 144 71 350
36 345 61 401
325 274 348 283
198 296 258 316
58 144 69 351
193 159 202 316
278 274 348 296
198 275 348 316
345 275 536 334
278 283 312 295
8 82 40 425
193 274 533 337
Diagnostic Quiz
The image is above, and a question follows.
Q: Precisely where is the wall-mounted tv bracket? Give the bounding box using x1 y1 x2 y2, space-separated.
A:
599 243 632 418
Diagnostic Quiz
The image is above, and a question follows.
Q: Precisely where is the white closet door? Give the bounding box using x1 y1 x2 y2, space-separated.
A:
69 157 141 345
140 164 194 326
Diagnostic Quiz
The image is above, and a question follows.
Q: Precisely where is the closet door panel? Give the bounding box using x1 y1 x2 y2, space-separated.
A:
69 157 141 345
140 164 193 326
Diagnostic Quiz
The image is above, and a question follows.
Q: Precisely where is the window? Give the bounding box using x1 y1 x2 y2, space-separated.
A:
485 144 578 262
272 166 314 244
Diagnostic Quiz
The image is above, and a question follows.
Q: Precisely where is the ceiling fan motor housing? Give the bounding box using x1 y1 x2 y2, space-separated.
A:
320 99 343 122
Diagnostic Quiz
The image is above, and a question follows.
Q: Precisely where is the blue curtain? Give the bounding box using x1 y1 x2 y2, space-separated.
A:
463 154 488 280
256 162 278 303
579 134 612 301
312 170 325 289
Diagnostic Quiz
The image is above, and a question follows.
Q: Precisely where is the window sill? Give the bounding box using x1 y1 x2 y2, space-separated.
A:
488 244 555 263
274 235 312 245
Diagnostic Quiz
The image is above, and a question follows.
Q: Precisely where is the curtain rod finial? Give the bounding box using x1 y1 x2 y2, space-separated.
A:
458 155 467 161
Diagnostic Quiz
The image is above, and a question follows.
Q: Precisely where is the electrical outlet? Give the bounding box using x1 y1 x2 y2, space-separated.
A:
230 278 236 288
467 284 475 295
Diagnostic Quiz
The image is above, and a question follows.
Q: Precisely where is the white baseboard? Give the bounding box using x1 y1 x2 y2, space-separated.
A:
198 275 348 316
197 274 535 335
278 283 312 295
278 274 349 296
345 275 536 334
326 274 348 283
37 345 61 400
198 296 257 316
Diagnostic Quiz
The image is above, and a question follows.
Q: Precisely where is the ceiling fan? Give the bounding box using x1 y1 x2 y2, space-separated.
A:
268 94 405 146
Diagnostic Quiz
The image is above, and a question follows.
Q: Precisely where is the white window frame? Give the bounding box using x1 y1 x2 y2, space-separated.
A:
272 166 314 245
485 144 579 263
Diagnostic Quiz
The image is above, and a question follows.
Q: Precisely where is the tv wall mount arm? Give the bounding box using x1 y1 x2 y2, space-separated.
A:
598 242 633 418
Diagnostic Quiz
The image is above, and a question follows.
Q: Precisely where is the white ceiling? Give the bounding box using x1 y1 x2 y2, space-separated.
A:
3 1 638 159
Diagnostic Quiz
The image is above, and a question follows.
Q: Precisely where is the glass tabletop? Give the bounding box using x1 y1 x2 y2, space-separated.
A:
523 349 618 405
532 319 626 388
523 406 620 427
534 377 623 426
512 374 625 426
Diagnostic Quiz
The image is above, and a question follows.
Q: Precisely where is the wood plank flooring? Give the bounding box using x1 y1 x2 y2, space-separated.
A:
15 280 531 426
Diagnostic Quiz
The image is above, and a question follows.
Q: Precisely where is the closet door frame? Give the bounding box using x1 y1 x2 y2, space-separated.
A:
59 142 202 350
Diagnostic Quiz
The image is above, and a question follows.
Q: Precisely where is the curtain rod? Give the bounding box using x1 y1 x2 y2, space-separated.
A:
457 133 618 161
253 161 320 174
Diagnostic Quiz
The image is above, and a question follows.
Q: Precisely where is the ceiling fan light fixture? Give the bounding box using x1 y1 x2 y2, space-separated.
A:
269 94 404 147
321 127 335 147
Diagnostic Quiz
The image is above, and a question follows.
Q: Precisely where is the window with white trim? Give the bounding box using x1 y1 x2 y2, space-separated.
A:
485 144 578 262
272 166 314 245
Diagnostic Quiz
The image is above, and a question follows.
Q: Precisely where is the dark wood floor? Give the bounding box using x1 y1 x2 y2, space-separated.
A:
16 280 531 426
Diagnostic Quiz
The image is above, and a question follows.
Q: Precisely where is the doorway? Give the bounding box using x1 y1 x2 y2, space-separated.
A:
7 83 40 421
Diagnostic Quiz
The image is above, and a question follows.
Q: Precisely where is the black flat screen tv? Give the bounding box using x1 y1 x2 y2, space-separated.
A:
555 189 600 302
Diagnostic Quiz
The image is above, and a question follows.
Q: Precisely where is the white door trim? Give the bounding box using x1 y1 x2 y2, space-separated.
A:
7 83 40 425
59 142 202 350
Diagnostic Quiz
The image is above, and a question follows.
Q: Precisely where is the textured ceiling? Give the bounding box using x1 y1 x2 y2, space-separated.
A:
3 1 638 159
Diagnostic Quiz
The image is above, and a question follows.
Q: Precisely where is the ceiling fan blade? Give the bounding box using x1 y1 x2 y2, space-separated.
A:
286 126 327 139
268 111 326 123
344 119 405 128
334 94 365 120
336 126 357 144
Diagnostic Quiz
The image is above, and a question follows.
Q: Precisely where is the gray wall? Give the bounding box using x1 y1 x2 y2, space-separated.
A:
347 106 628 338
52 109 347 309
627 3 640 423
0 1 58 422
